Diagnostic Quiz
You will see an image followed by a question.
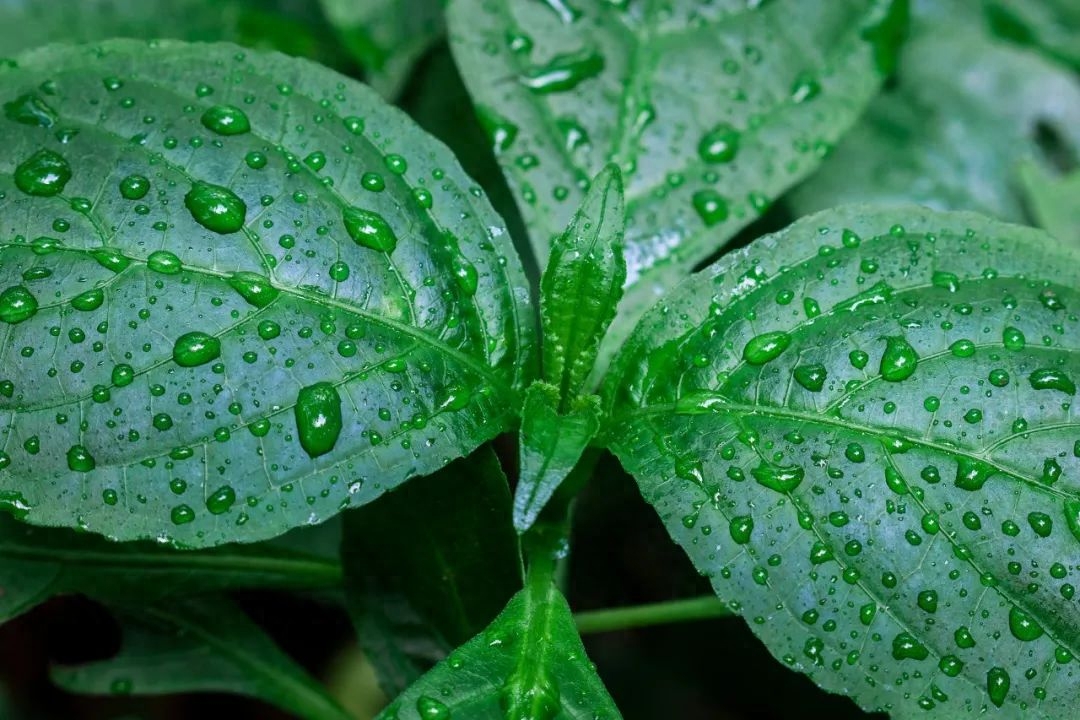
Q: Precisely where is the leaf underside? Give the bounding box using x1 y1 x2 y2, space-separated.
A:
606 206 1080 718
0 41 532 547
449 0 899 370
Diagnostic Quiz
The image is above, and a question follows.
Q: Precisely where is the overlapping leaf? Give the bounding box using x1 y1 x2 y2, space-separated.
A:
606 206 1080 718
1020 163 1080 247
0 41 533 546
449 0 903 371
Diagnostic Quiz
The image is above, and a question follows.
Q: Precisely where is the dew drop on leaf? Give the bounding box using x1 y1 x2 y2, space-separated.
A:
184 181 247 234
65 444 96 473
200 104 251 135
172 331 221 367
295 382 343 459
879 336 918 381
742 331 791 365
0 285 39 323
14 149 71 196
342 206 398 253
227 271 279 308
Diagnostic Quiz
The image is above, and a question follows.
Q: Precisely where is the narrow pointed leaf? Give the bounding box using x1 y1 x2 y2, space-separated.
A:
343 446 522 695
790 10 1080 222
449 0 903 367
1019 162 1080 246
319 0 445 98
0 515 340 625
606 206 1080 718
0 41 532 547
540 165 625 402
52 597 352 720
515 383 600 533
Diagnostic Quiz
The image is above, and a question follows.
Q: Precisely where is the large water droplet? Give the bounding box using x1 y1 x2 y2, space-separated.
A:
1029 368 1076 395
295 382 343 458
0 286 38 324
119 174 150 200
743 331 791 365
227 271 279 308
698 123 740 164
66 444 96 473
751 461 804 492
416 695 451 719
14 149 71 196
200 105 251 135
4 93 58 127
729 515 754 544
206 485 237 515
185 182 247 234
343 207 398 253
147 250 182 275
1008 606 1044 641
891 632 929 661
879 336 918 381
954 456 995 491
1064 500 1080 543
691 189 729 226
793 363 827 392
172 331 221 367
986 667 1010 708
519 49 605 93
451 253 478 295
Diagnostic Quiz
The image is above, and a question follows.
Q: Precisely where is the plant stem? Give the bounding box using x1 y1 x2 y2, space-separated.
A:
574 596 733 634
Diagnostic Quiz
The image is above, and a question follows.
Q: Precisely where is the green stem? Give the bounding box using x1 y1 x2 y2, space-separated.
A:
574 596 733 634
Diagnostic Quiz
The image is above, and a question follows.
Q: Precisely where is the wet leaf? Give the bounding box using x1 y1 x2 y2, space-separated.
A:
449 0 902 372
52 596 352 720
605 206 1080 718
0 41 533 547
319 0 445 98
790 7 1080 222
343 446 522 697
1019 162 1080 247
985 0 1080 71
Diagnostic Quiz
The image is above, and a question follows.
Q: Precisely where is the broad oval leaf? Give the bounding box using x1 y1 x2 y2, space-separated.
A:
449 0 903 369
789 8 1080 223
605 206 1080 718
0 41 533 547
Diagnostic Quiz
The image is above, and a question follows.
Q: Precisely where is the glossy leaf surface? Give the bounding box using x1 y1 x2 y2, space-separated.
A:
790 10 1080 222
515 383 600 533
52 597 352 720
0 41 533 546
606 206 1080 718
319 0 444 98
1020 163 1080 247
540 165 625 402
343 446 522 695
449 0 901 366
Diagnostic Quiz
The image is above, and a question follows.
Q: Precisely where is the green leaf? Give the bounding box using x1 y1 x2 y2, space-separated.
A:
449 0 901 370
52 596 352 720
343 446 522 695
605 206 1080 718
319 0 445 98
789 12 1080 222
0 0 346 68
0 514 340 625
515 383 600 533
985 0 1080 71
375 543 620 719
1019 162 1080 246
0 40 533 547
540 165 625 403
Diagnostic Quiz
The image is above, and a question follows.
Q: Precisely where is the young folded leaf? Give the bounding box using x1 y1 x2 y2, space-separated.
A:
0 40 533 547
515 383 601 533
605 206 1080 718
375 535 621 719
319 0 445 98
0 516 340 625
540 164 626 404
52 597 353 720
342 447 523 697
790 6 1080 222
450 0 905 371
1019 162 1080 246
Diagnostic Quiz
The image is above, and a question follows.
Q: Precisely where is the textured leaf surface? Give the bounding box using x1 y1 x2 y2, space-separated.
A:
319 0 444 98
0 41 532 546
514 383 599 532
52 597 352 720
540 165 625 401
789 13 1080 222
376 548 620 719
985 0 1080 71
1020 163 1080 247
343 446 521 696
0 515 340 624
0 0 344 67
449 0 900 367
606 206 1080 718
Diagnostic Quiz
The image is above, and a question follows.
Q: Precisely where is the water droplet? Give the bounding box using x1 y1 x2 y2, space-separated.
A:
1028 368 1076 395
227 271 278 308
986 667 1010 708
4 93 58 127
879 336 918 381
0 286 38 323
1063 500 1080 543
931 271 959 292
790 72 821 103
729 516 754 544
172 331 221 367
477 106 519 153
954 456 995 491
185 182 247 234
201 105 250 135
66 444 95 472
743 331 791 365
691 189 729 226
147 250 182 275
295 382 343 458
343 207 398 253
519 49 605 93
171 504 195 525
916 589 938 613
751 461 804 493
14 149 71 196
891 632 929 660
698 123 740 164
328 261 350 282
206 486 236 515
257 320 281 340
1002 326 1025 351
416 695 451 719
451 253 478 295
793 363 827 391
1008 606 1044 641
118 174 150 200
